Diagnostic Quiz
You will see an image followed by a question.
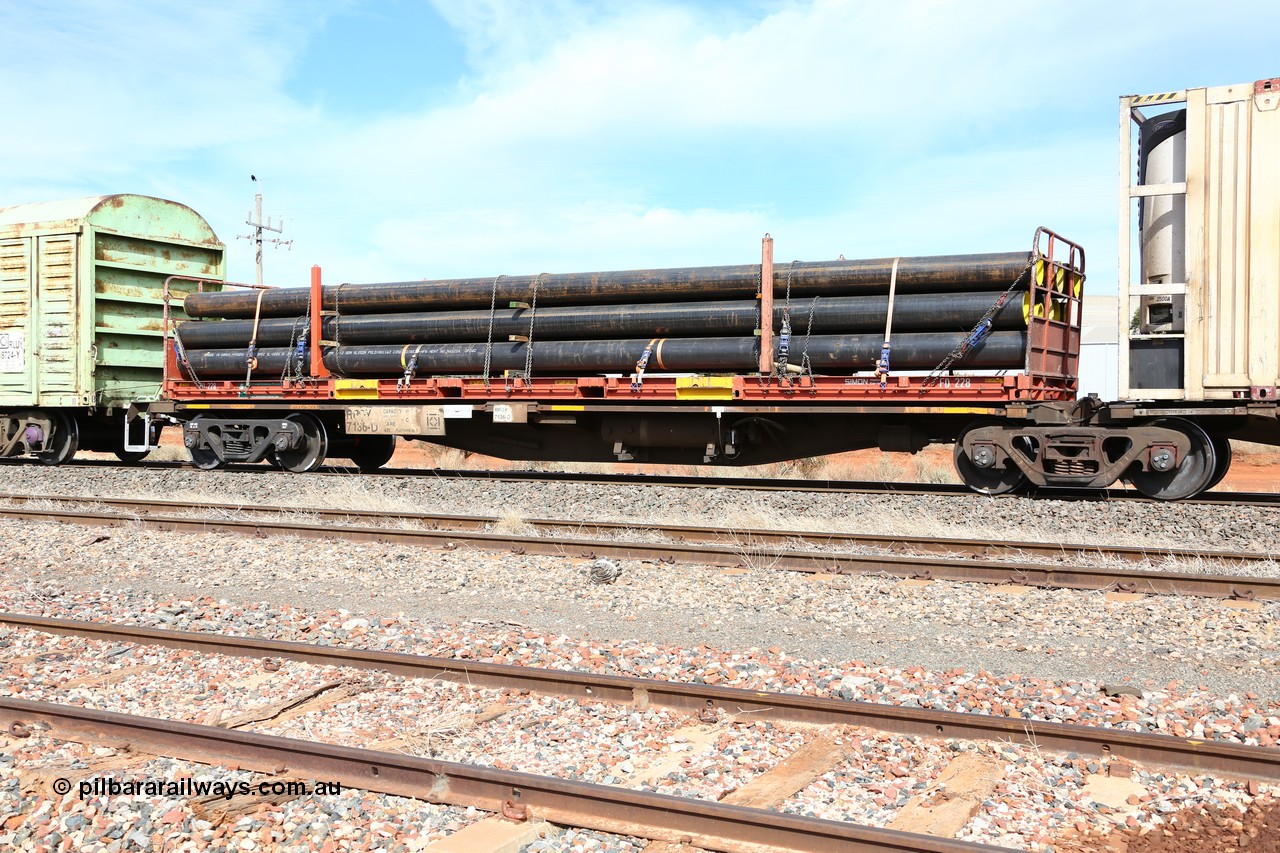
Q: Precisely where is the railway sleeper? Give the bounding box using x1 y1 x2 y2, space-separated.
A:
956 420 1213 499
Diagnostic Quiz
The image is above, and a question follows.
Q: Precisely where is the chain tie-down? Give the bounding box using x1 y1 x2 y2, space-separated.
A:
483 274 503 390
398 344 426 392
875 258 900 390
775 261 798 378
631 338 660 392
508 273 543 394
920 257 1033 392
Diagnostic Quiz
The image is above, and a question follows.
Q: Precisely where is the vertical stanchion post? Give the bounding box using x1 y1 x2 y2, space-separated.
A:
161 280 172 388
309 265 330 378
759 234 774 375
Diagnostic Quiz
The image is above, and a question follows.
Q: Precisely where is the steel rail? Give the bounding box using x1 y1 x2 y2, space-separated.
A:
0 503 1275 601
0 697 1009 853
5 614 1278 781
0 492 1267 567
4 456 1279 508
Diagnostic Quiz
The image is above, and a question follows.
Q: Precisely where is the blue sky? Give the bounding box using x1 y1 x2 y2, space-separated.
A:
3 1 1275 293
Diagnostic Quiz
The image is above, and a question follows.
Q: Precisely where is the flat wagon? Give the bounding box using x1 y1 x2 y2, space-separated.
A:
3 78 1276 501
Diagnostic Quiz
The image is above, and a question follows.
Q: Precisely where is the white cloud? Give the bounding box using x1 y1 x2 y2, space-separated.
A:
2 0 1271 294
233 0 1108 284
0 1 329 191
430 0 602 73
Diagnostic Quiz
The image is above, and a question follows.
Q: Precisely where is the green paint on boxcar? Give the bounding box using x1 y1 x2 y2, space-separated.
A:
0 195 225 409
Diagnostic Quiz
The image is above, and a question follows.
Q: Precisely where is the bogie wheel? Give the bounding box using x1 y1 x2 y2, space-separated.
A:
954 419 1028 496
1128 418 1217 501
347 435 396 473
275 413 328 473
1205 435 1232 492
37 412 79 466
188 444 225 470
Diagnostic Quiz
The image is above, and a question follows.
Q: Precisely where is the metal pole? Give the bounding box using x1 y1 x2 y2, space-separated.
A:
310 266 329 378
253 186 264 286
239 175 291 288
759 234 774 374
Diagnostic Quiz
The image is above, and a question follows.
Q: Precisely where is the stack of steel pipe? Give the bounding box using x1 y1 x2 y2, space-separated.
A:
176 251 1033 379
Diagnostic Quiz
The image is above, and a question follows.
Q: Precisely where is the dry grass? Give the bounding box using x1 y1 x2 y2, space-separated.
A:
397 705 479 758
857 456 901 482
422 445 475 470
402 438 961 487
1230 440 1278 457
285 477 422 515
913 454 959 484
491 509 537 537
719 525 792 571
145 445 192 463
77 445 190 464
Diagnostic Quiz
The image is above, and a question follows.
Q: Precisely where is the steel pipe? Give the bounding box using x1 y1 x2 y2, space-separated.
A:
175 291 1026 349
181 332 1026 378
183 252 1032 319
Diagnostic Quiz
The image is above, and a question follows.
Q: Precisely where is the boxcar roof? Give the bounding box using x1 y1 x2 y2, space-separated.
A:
0 194 221 246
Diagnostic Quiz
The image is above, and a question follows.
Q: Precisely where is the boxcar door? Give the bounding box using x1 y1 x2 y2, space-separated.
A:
35 234 80 406
0 238 36 406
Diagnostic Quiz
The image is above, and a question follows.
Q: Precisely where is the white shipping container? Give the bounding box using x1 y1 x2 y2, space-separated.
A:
1119 79 1280 401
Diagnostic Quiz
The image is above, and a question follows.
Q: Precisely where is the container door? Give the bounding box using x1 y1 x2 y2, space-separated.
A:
0 238 36 405
1198 95 1253 393
1196 85 1280 397
35 234 79 405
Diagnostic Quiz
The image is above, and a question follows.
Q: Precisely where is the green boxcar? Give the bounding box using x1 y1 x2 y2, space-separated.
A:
0 194 224 459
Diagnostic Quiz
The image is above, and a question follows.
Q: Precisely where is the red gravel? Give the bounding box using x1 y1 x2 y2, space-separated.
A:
1057 797 1280 852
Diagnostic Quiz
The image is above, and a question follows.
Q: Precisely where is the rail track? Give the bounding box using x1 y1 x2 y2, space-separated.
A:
1 493 1275 601
3 613 1277 851
5 455 1279 508
3 697 1004 853
2 492 1270 566
6 613 1274 780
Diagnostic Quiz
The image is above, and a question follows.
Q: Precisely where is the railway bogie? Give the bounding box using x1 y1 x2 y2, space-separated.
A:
949 404 1271 500
179 409 399 473
0 408 167 465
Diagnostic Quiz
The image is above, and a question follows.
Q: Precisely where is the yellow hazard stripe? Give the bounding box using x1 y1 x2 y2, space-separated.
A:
1132 91 1183 105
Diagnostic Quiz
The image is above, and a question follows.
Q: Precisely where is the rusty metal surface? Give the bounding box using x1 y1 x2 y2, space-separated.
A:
183 252 1034 319
174 291 1030 349
0 697 1009 853
0 499 1274 601
5 614 1278 782
181 332 1030 379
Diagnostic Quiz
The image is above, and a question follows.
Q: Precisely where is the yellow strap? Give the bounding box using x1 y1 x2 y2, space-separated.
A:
248 288 267 347
882 258 900 345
